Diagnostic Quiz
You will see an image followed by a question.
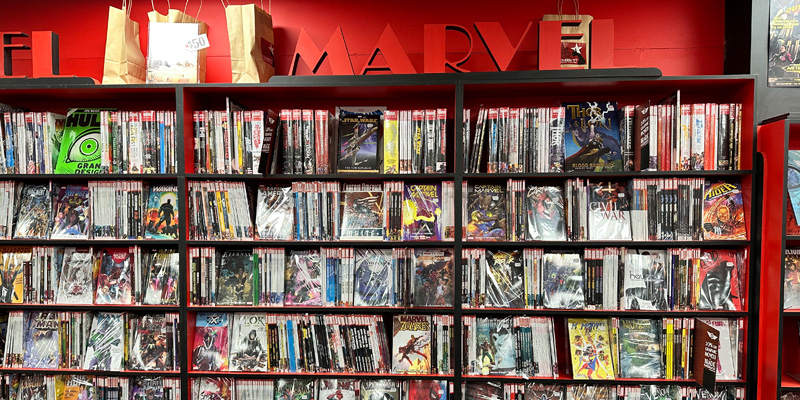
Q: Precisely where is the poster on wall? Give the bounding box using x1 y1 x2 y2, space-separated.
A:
769 0 800 86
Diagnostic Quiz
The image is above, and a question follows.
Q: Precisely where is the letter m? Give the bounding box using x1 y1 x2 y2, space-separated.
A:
290 27 354 75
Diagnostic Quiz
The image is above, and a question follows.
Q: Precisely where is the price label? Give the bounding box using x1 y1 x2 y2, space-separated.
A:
185 33 210 52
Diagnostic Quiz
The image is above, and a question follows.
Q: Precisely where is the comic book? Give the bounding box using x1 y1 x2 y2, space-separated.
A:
467 184 507 241
129 314 171 371
403 183 443 241
392 315 431 374
789 199 800 235
639 386 682 399
411 248 454 307
22 311 60 369
229 313 269 372
788 151 800 222
17 375 47 400
144 185 179 239
786 249 800 309
192 313 230 371
769 0 800 86
542 253 584 309
698 318 738 380
255 185 293 240
13 184 51 239
567 318 615 380
276 379 315 400
143 249 179 305
475 317 516 376
337 109 382 173
55 108 109 174
318 380 357 400
464 382 502 400
587 181 631 240
194 377 233 400
57 375 95 400
340 184 384 240
83 312 125 371
354 248 394 307
702 181 746 240
408 380 447 400
485 250 524 308
284 250 322 306
523 383 564 400
50 185 90 240
0 247 30 304
697 250 743 311
132 377 165 400
622 250 668 311
526 186 566 241
563 102 623 172
217 250 255 306
95 248 133 305
359 380 399 400
55 248 94 304
617 318 663 378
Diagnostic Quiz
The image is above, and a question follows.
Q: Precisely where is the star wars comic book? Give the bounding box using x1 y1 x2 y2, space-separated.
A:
354 248 394 307
50 185 90 240
567 318 615 380
277 379 315 400
55 247 94 305
467 184 507 241
132 377 165 400
392 315 431 374
13 184 51 239
411 248 454 307
542 253 584 310
144 185 179 240
464 382 502 400
622 250 668 311
408 380 447 400
703 181 746 240
785 249 800 309
217 250 255 306
526 186 566 241
17 375 47 400
192 313 230 371
83 312 124 371
129 314 172 371
587 181 632 241
95 248 133 305
617 318 663 379
485 250 524 308
563 102 622 172
337 108 382 173
524 383 564 400
403 183 443 241
0 247 30 304
255 185 293 240
318 380 357 400
359 380 399 400
340 184 384 241
474 317 516 376
22 311 59 369
697 250 743 311
229 313 268 372
194 377 233 400
143 249 179 305
284 250 322 306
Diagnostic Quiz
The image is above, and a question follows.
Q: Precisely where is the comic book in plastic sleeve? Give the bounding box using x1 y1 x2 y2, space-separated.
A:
566 318 615 380
144 185 179 240
698 318 737 380
83 312 125 371
255 185 293 240
57 375 95 400
12 184 51 239
340 184 384 240
143 249 179 305
485 250 524 308
132 377 165 400
22 311 60 369
622 249 668 311
697 250 743 311
639 385 681 399
702 181 747 240
786 249 800 309
353 248 394 307
412 248 454 307
473 317 515 376
0 247 30 304
523 383 564 400
277 379 315 400
284 250 322 306
542 253 584 310
787 151 800 222
586 181 632 240
359 380 399 400
50 185 90 240
408 380 447 400
617 318 663 379
467 184 507 241
789 199 800 235
194 377 233 400
17 376 47 400
55 247 94 304
337 108 383 173
95 248 133 305
392 315 431 374
229 313 269 372
318 380 357 400
563 102 622 172
526 186 566 241
192 312 230 371
403 183 443 241
129 314 170 371
217 250 255 306
464 381 503 400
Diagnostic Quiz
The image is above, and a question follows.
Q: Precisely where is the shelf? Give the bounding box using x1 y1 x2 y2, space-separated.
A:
187 173 455 181
463 170 752 179
460 375 746 386
0 174 179 180
0 304 180 311
0 368 181 377
186 240 455 247
783 373 800 389
187 306 453 314
462 240 751 248
187 371 453 379
0 239 179 246
461 309 748 317
786 235 800 243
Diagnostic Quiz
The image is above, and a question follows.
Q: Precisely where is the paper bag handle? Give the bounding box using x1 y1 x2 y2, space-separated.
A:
221 0 269 13
557 0 580 19
122 0 134 17
152 0 203 21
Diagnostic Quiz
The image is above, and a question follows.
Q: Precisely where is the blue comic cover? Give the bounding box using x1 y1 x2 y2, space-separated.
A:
354 248 394 307
145 185 179 239
467 184 507 241
475 317 516 376
563 102 623 172
403 183 443 241
337 109 382 173
23 311 60 369
50 185 90 240
284 250 322 306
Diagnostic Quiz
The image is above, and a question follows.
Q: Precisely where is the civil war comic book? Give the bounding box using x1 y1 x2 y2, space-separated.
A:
83 312 125 371
567 318 615 380
229 313 268 372
192 313 230 371
56 248 94 305
50 185 90 240
143 249 179 305
0 247 30 304
353 248 394 307
702 181 746 240
337 109 382 173
13 184 51 239
467 184 507 241
412 248 454 307
217 250 255 306
284 250 322 306
587 181 632 241
392 314 431 374
318 380 357 400
255 185 293 240
95 248 133 305
622 250 668 311
403 183 443 241
525 186 566 241
617 318 663 379
563 102 622 172
129 314 171 371
144 185 179 240
359 380 399 400
277 379 315 400
697 250 743 311
132 377 164 400
340 184 384 241
22 311 60 369
542 253 584 310
485 250 524 308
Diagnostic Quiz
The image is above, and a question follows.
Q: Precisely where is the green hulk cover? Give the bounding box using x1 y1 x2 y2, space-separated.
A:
55 108 112 174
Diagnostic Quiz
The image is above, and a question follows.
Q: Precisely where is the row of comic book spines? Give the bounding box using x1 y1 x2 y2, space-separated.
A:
460 382 744 400
4 375 181 400
192 378 452 400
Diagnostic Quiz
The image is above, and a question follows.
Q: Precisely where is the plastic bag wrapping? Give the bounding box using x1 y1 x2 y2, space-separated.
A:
358 380 398 400
0 248 31 303
474 317 516 376
143 249 179 305
317 379 357 400
526 186 566 241
542 253 584 309
623 250 668 311
22 311 60 369
617 318 663 379
230 313 269 372
217 250 254 306
193 377 233 400
524 383 564 400
566 385 612 400
698 249 744 311
191 312 230 371
129 314 171 371
96 248 133 305
285 250 322 306
255 186 293 240
83 312 125 371
412 248 453 307
13 184 50 239
464 382 503 400
277 379 315 400
485 250 524 308
56 248 94 304
353 248 393 307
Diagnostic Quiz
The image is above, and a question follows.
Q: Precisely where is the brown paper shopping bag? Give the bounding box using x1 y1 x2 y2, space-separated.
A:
542 0 593 69
224 2 275 83
146 2 209 83
102 3 147 84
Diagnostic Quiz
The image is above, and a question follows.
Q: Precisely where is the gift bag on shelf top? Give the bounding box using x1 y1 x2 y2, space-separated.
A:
146 0 209 83
224 1 275 83
542 0 593 69
102 1 147 84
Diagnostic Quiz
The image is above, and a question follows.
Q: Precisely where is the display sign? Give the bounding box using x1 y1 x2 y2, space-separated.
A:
769 1 800 86
0 31 71 78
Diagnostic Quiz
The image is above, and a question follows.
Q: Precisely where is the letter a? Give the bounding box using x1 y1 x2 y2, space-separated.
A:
290 27 354 75
360 24 416 75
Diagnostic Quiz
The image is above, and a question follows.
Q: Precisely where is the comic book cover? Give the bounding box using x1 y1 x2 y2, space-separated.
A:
526 186 566 241
786 249 800 309
277 379 315 400
144 185 179 240
318 380 358 400
408 380 447 400
464 382 502 400
340 184 384 240
639 386 682 400
255 185 293 240
50 185 90 240
0 247 30 304
542 253 584 310
703 181 746 240
95 248 133 305
83 312 125 371
467 184 507 241
769 0 800 86
523 383 564 400
17 375 47 400
192 313 230 371
55 248 94 304
403 183 443 241
55 108 110 174
622 250 668 311
475 317 516 376
587 181 632 240
787 151 800 222
698 318 737 380
13 184 51 239
217 250 255 306
143 249 179 305
284 250 322 306
22 311 60 368
195 377 233 400
567 318 615 380
57 375 94 400
392 315 431 374
789 199 800 235
412 248 454 307
229 313 268 372
697 250 743 311
694 387 739 400
563 102 623 172
485 250 524 308
354 248 394 307
337 110 382 173
131 377 165 400
617 318 663 378
129 314 171 371
359 380 399 400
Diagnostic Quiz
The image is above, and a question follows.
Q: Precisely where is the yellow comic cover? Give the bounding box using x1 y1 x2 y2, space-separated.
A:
567 318 615 380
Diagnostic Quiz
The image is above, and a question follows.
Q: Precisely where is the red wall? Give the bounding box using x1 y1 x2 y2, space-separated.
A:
0 0 725 82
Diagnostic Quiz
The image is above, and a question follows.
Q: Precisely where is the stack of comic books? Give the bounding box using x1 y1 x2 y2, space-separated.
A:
464 383 743 400
391 314 454 375
278 109 335 175
187 181 252 240
462 316 557 378
382 109 448 174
